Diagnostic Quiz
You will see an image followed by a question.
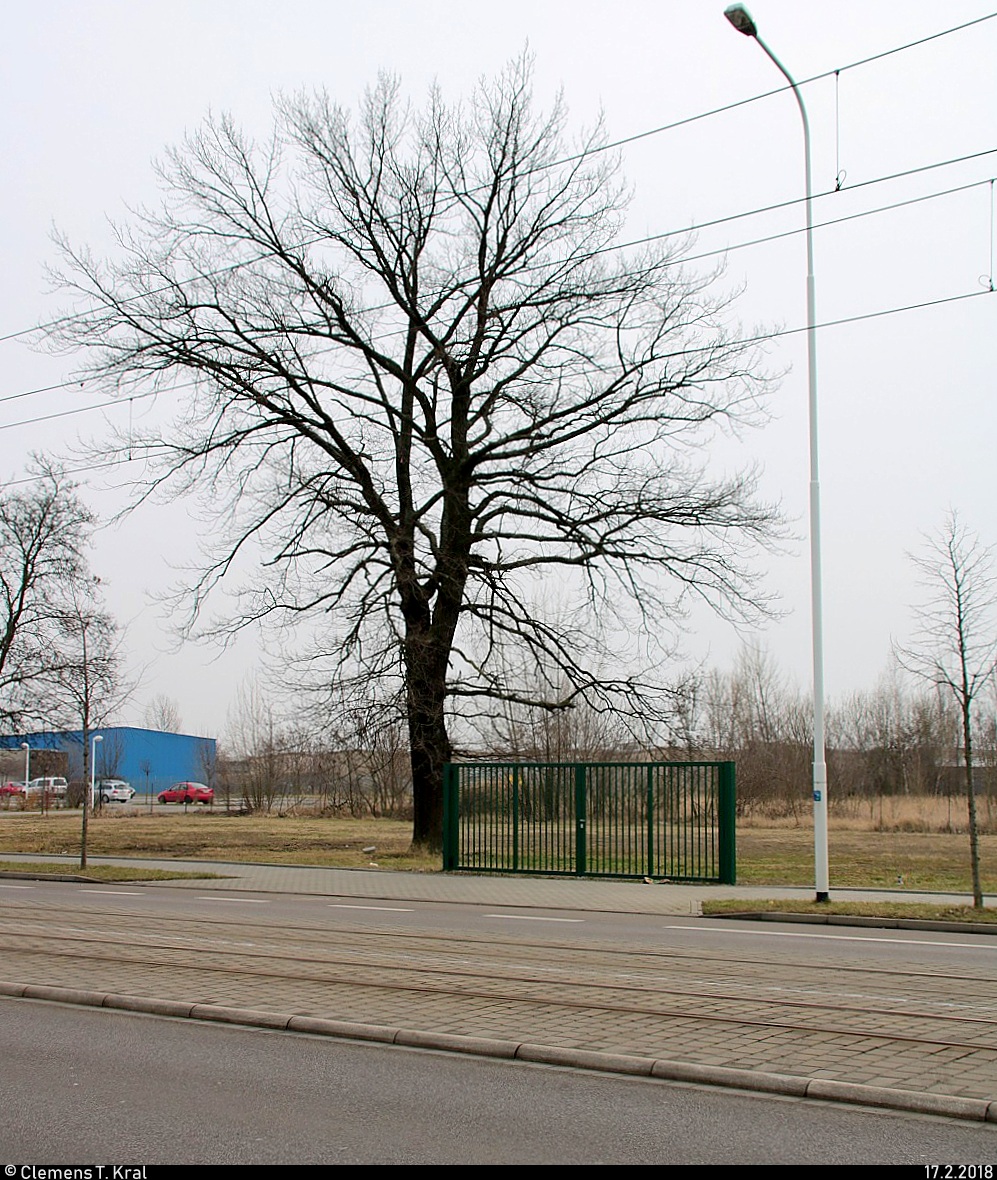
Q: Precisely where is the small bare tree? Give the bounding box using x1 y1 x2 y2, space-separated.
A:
226 680 289 813
51 578 128 868
145 694 183 732
897 511 997 907
0 462 94 728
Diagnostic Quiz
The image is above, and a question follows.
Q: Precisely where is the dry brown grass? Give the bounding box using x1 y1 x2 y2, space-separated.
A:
0 796 993 893
743 792 997 835
736 825 996 892
703 898 997 922
0 810 435 872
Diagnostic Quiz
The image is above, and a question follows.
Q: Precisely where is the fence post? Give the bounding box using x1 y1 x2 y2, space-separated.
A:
718 761 736 885
574 763 587 876
442 763 458 872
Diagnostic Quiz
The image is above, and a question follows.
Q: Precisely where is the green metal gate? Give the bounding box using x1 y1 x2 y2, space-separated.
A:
442 761 735 883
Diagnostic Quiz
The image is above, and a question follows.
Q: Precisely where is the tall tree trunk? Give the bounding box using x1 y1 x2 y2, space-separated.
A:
962 702 984 908
405 638 451 852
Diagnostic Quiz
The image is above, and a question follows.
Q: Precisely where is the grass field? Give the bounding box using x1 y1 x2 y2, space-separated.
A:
0 860 222 882
0 810 432 871
0 805 992 895
734 826 997 893
700 897 997 923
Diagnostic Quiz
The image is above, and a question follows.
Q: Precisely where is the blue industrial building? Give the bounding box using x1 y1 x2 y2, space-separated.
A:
0 726 216 795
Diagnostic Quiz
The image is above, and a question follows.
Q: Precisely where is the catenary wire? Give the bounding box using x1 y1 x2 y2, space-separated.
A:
509 13 997 166
0 11 993 348
2 156 994 412
1 286 990 444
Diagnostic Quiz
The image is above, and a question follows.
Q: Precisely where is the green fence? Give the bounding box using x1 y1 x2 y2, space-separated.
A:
442 760 735 883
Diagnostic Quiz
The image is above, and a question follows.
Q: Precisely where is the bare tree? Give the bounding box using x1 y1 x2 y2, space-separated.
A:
51 578 128 868
226 680 289 813
144 693 183 732
0 462 94 727
897 511 997 907
829 669 952 815
51 57 778 850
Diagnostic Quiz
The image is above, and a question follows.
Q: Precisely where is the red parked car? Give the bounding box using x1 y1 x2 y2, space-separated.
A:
0 781 26 798
157 782 214 805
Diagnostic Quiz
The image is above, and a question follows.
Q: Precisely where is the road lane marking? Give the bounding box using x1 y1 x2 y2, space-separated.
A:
486 914 584 923
197 896 269 903
80 890 143 896
328 903 414 912
0 884 33 889
667 924 996 949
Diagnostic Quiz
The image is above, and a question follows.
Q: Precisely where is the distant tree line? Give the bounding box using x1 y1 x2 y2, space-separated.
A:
217 644 997 834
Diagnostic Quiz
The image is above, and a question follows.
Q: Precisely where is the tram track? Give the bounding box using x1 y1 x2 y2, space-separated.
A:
1 924 997 1035
2 907 997 1061
1 897 994 986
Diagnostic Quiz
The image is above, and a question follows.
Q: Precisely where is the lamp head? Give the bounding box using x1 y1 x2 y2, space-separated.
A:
94 735 103 743
724 4 758 36
21 742 28 750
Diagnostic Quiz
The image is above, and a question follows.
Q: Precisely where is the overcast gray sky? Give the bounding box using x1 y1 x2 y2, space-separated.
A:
2 1 995 740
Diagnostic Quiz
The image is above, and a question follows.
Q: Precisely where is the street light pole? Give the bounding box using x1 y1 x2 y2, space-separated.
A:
724 4 829 901
90 733 103 812
21 742 30 797
82 733 103 870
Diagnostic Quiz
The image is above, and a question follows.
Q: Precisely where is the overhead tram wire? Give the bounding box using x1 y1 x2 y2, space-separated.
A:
3 146 995 414
679 175 997 269
3 171 994 424
1 285 991 442
0 10 993 349
3 138 991 350
552 10 997 168
3 456 153 489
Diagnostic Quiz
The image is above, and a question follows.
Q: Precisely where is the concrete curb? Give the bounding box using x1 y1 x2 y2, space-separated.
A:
709 911 997 935
0 871 105 883
2 981 994 1123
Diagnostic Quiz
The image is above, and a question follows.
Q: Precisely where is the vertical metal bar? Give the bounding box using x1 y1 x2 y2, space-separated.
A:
683 766 690 878
473 764 480 869
719 760 737 885
575 763 587 875
442 762 457 871
474 764 481 869
594 765 601 874
491 764 496 870
470 764 476 869
484 765 491 870
495 765 502 871
512 764 520 872
531 765 538 873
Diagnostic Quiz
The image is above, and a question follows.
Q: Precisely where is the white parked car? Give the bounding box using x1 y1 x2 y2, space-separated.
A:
26 777 68 802
96 778 135 804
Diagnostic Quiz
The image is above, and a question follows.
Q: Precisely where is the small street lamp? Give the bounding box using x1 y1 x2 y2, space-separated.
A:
90 734 103 812
724 4 829 901
21 742 30 793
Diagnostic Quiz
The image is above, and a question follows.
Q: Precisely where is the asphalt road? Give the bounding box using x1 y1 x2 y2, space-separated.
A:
3 1001 997 1165
4 873 997 969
